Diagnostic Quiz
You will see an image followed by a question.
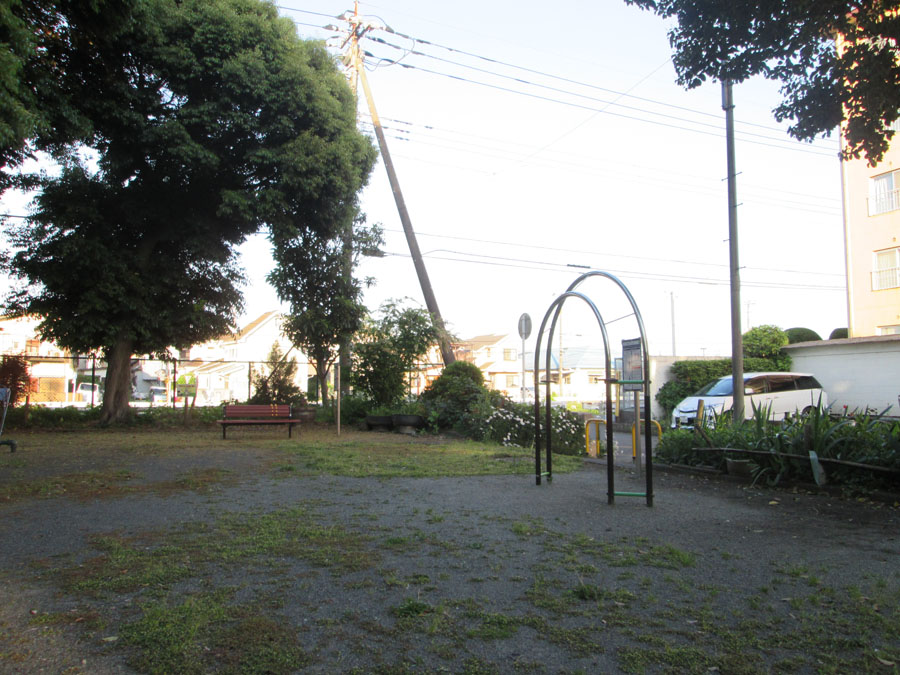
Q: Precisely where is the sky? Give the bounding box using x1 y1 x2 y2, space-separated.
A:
236 0 847 360
3 0 849 362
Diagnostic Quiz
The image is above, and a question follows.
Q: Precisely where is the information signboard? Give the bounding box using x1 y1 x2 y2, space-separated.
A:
621 338 643 392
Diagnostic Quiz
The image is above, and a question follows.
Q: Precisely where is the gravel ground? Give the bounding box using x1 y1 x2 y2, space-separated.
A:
1 433 898 674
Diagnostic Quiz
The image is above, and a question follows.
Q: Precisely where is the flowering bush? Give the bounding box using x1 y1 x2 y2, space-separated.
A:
473 401 589 456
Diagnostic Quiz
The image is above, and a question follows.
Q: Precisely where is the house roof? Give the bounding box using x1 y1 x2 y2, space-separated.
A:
460 334 507 349
220 311 280 343
192 361 246 376
526 345 609 371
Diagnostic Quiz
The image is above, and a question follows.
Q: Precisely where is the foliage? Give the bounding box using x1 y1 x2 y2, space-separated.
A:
351 340 406 409
275 212 383 407
420 361 496 432
0 0 134 191
2 404 230 430
248 343 306 408
656 402 900 492
0 354 30 406
625 0 900 164
337 393 375 426
2 0 375 424
743 325 789 363
439 360 484 386
829 328 849 340
785 327 822 344
351 301 445 408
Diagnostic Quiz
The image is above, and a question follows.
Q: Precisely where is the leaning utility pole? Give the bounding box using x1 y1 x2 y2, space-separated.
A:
344 6 456 366
722 79 744 423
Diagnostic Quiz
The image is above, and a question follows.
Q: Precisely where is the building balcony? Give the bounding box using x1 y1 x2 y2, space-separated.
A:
872 266 900 291
868 189 900 216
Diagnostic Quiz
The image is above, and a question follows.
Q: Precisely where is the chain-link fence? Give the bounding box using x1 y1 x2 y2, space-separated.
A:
4 353 444 408
4 354 303 408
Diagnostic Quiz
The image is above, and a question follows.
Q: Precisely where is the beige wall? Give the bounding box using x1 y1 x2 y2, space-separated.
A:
841 142 900 337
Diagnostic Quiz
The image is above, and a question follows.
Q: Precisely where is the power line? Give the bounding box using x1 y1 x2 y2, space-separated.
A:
359 121 842 215
367 34 837 152
372 24 835 143
274 12 838 158
362 114 842 205
379 228 845 279
371 59 837 159
379 249 845 292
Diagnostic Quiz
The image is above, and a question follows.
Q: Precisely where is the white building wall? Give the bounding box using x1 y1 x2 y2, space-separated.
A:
784 336 900 415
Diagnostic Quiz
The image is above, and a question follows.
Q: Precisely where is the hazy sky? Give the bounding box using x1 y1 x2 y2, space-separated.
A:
233 0 847 359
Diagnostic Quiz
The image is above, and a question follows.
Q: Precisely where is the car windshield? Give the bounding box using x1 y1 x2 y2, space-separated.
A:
694 377 733 396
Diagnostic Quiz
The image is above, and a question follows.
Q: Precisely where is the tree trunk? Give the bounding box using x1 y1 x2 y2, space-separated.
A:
315 361 330 408
100 338 135 424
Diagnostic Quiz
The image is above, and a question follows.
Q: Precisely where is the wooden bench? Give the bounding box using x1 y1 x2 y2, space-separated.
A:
217 404 300 439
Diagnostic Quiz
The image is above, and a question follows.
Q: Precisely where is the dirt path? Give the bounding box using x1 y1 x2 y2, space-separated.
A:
1 434 898 674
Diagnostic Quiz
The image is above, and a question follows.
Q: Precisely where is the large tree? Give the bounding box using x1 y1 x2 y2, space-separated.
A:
2 0 376 423
272 211 383 407
626 0 900 164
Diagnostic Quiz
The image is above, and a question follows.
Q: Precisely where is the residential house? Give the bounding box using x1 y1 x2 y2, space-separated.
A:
0 314 76 405
189 312 310 406
454 334 525 398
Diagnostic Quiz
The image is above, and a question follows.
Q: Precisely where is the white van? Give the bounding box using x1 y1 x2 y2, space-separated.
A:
148 386 168 404
672 372 827 428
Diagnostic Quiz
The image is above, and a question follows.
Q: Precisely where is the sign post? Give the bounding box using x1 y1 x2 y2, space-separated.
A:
518 313 532 403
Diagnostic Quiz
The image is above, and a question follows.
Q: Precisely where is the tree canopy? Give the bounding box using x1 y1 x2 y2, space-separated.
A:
273 211 383 406
351 301 446 408
626 0 900 164
1 0 376 422
0 0 134 191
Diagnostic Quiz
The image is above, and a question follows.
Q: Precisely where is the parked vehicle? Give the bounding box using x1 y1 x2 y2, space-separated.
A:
672 372 827 428
76 382 101 402
148 386 168 404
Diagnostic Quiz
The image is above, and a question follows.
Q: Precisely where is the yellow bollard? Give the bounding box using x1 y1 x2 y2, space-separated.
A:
631 419 663 458
585 418 606 458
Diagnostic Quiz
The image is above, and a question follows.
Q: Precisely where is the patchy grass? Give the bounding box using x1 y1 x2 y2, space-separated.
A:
278 431 583 478
0 428 584 505
0 469 139 502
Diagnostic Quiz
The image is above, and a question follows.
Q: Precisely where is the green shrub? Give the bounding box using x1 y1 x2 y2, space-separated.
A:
785 327 822 343
3 405 101 429
338 393 373 426
439 360 484 386
656 402 900 493
829 327 849 340
1 404 228 430
421 363 493 431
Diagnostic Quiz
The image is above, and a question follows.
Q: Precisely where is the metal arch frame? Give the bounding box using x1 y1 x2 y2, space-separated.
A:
533 271 653 506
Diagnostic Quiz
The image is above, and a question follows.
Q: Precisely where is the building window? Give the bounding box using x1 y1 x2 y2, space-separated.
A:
503 348 517 361
869 170 900 216
878 324 900 335
873 247 900 290
506 375 517 388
